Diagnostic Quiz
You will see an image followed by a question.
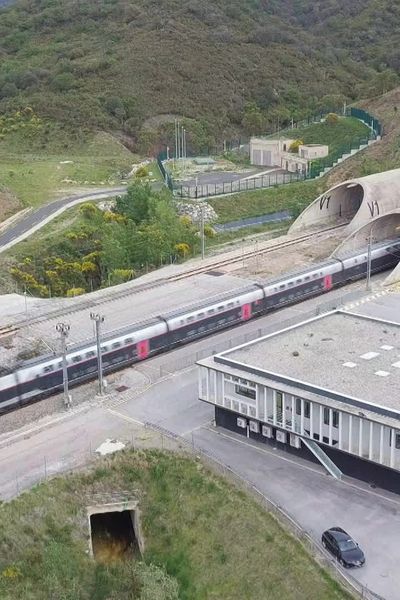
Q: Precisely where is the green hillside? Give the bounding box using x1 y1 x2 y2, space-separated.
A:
0 0 398 153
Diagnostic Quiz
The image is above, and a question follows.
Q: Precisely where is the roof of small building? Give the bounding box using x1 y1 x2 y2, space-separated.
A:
208 310 400 424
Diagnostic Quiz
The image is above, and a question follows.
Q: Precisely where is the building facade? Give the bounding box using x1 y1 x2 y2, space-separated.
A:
250 138 328 174
198 311 400 492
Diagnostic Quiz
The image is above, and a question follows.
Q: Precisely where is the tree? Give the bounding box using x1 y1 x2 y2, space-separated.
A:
104 96 126 121
115 183 154 224
0 83 18 98
242 102 265 135
51 73 76 92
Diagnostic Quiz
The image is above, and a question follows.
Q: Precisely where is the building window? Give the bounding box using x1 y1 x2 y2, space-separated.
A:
296 398 310 418
235 385 256 400
304 401 310 419
275 391 283 413
391 431 400 449
323 408 339 427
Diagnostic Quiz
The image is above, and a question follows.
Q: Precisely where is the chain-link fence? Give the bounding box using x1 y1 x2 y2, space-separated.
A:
160 106 383 198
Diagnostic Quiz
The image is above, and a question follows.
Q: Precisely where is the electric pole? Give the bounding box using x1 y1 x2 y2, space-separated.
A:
90 312 105 395
366 227 373 291
55 322 71 408
200 203 205 260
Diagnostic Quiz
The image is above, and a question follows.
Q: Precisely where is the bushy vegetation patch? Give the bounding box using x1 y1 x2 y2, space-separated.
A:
8 183 198 297
0 449 353 600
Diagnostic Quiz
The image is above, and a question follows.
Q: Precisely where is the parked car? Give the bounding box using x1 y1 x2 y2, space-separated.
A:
321 527 365 568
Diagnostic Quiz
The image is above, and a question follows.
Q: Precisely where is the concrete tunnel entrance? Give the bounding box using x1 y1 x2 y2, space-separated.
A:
290 181 364 232
87 499 144 563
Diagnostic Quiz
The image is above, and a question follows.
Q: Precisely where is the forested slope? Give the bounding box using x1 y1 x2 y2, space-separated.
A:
0 0 398 151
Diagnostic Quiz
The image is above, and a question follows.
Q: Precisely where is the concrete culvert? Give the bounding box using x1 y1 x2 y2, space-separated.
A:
87 500 144 564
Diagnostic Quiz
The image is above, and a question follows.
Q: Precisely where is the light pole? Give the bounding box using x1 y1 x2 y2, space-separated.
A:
90 312 105 395
200 203 205 260
366 225 374 291
55 322 71 408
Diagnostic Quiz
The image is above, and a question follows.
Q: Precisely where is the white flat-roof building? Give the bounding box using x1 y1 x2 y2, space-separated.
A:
198 310 400 492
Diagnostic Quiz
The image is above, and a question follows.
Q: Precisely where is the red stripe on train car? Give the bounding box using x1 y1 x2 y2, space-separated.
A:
137 339 149 360
324 274 332 290
241 303 252 321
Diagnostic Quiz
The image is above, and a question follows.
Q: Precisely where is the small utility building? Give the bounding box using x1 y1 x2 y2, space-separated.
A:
198 311 400 492
250 138 328 174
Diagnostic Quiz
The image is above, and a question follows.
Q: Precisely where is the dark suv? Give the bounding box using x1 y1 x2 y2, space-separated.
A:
321 527 365 568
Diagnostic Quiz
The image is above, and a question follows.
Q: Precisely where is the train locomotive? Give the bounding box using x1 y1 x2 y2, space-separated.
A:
1 238 399 414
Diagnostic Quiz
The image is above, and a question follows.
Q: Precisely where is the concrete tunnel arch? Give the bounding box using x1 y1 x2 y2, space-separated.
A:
290 168 400 235
331 211 400 259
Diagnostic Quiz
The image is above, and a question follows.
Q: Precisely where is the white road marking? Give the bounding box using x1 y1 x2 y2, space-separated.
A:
106 408 144 426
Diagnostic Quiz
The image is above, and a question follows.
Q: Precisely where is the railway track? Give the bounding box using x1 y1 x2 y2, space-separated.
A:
7 222 347 332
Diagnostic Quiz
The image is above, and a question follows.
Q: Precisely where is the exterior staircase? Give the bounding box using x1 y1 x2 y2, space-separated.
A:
302 438 343 480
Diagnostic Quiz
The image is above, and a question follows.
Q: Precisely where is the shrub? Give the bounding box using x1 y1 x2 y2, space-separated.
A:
66 287 85 297
174 242 190 257
289 139 304 153
135 165 149 178
204 224 215 238
325 112 339 125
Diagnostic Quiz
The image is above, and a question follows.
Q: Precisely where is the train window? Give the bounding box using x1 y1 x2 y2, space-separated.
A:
198 312 204 318
101 346 108 353
72 355 81 363
112 342 121 349
288 281 294 287
279 284 285 290
86 351 95 358
305 276 310 281
57 361 62 369
207 308 215 314
313 273 318 279
228 302 234 308
124 338 133 345
187 315 195 322
297 279 302 284
218 305 224 311
43 365 54 373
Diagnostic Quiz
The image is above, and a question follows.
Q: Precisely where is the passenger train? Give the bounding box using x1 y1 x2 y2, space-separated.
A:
1 239 399 414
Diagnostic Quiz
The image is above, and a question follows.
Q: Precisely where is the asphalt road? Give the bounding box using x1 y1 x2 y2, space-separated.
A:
0 187 127 253
0 276 396 599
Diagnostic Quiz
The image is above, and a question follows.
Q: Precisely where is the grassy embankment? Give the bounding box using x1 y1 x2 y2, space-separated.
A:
0 449 353 600
0 117 141 214
288 116 370 157
209 179 323 224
